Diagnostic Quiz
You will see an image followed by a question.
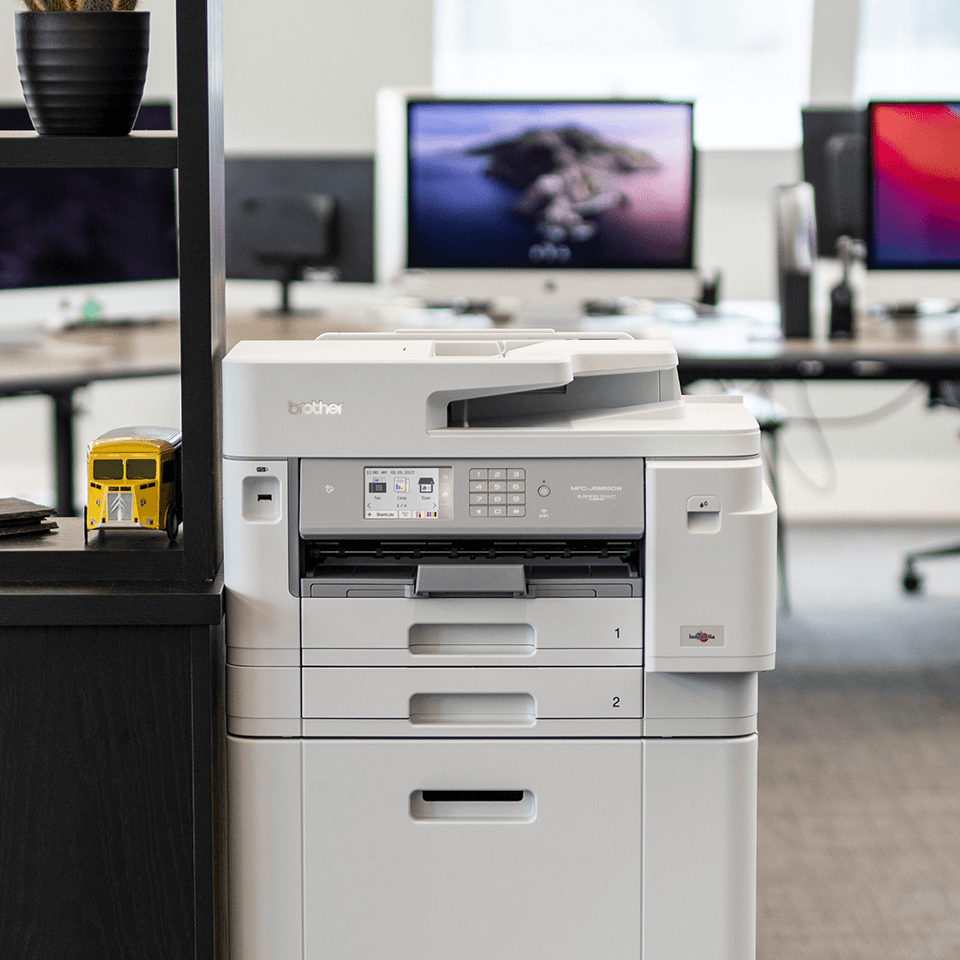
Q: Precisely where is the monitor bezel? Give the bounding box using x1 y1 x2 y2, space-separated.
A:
376 89 698 304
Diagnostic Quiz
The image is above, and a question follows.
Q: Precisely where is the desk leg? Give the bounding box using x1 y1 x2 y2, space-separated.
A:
51 389 77 518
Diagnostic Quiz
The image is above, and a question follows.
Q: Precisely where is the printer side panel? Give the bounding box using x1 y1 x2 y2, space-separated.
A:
644 458 777 672
227 736 303 960
643 735 758 960
223 457 301 736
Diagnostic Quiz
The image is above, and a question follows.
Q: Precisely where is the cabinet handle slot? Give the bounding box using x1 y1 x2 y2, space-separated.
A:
421 790 524 803
411 789 537 822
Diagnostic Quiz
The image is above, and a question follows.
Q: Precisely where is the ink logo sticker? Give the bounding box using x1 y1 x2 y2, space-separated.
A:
680 625 725 647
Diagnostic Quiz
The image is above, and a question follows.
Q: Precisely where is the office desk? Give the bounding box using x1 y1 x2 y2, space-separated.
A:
227 301 960 386
0 320 179 516
7 305 960 518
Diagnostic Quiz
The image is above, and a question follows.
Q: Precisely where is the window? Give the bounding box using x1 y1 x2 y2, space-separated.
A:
93 459 124 481
434 0 814 149
126 459 157 481
856 0 960 101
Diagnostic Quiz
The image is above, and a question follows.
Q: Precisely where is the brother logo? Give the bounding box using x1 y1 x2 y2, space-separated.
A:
287 400 344 416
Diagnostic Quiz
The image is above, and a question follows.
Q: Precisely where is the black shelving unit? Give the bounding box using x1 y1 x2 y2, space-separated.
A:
0 0 224 589
1 5 226 960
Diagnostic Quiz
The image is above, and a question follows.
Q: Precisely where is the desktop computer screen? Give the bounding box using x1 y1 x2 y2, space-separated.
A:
407 99 694 270
0 102 178 324
224 156 375 312
801 107 866 259
377 92 698 314
868 101 960 269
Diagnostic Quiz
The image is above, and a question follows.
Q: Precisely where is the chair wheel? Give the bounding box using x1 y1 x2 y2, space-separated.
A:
902 568 923 593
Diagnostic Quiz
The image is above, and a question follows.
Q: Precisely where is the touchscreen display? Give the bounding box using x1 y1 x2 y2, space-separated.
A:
364 466 453 519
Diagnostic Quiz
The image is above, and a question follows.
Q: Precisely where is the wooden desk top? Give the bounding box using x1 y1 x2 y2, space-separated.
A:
225 302 960 382
5 304 960 398
0 319 181 396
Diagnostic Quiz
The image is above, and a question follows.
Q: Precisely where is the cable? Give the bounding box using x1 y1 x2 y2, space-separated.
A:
778 381 838 494
784 381 927 428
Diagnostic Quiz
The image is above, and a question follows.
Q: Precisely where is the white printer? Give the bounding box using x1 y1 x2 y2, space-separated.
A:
222 329 777 960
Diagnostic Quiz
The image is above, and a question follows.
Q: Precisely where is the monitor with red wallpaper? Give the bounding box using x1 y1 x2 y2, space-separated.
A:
868 101 960 269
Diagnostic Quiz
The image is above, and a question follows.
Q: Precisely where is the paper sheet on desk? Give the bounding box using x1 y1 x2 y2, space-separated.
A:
580 300 783 351
373 302 497 331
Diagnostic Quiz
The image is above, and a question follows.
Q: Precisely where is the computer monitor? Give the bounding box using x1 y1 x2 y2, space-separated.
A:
376 91 698 319
0 102 179 327
866 101 960 307
800 107 866 259
225 156 375 312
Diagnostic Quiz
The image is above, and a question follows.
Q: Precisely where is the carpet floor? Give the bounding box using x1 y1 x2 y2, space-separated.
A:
758 523 960 959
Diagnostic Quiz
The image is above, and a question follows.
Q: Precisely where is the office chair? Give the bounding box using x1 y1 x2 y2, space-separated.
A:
902 380 960 592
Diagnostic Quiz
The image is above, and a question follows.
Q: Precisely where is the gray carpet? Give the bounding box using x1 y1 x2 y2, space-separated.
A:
758 524 960 959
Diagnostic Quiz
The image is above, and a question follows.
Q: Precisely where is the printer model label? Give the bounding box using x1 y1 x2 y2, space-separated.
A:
680 625 725 648
570 484 624 503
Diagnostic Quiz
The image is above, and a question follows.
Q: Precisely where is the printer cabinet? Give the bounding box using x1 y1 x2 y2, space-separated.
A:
222 333 777 960
229 734 757 960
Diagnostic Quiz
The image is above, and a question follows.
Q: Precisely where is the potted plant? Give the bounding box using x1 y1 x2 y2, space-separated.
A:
15 0 149 136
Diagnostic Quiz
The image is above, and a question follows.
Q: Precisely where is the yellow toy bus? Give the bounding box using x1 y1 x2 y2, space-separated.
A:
85 426 182 542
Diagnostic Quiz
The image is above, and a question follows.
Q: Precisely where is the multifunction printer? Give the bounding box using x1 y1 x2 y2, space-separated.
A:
222 330 777 960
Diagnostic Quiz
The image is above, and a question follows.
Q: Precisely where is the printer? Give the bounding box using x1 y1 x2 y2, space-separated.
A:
222 329 777 960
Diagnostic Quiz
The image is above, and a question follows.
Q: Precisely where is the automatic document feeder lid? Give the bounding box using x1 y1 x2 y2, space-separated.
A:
221 330 762 459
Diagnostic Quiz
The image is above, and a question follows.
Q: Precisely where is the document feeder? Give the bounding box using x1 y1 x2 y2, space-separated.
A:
222 329 777 960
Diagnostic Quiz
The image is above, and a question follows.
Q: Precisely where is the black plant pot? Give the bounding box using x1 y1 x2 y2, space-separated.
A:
15 11 150 137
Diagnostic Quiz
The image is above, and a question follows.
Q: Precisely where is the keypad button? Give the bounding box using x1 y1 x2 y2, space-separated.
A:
489 468 506 480
488 481 506 492
508 505 526 517
508 481 525 492
470 506 489 518
489 505 506 517
508 468 525 480
470 494 489 505
469 481 488 493
469 469 488 480
489 493 506 505
508 493 525 505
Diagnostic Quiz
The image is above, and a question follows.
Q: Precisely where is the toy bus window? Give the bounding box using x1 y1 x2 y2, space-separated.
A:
126 459 157 480
93 459 124 480
162 459 175 483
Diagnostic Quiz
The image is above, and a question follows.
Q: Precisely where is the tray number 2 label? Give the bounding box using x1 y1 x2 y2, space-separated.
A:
613 626 622 707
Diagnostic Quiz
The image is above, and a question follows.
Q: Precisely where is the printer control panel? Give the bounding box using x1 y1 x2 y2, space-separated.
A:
300 457 644 539
468 467 527 518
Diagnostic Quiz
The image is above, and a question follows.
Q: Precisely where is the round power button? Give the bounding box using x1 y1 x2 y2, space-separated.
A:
537 484 551 497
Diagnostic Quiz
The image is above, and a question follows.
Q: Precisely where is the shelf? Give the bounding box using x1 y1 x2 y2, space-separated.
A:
0 565 223 626
0 130 178 168
0 516 186 584
0 1 223 591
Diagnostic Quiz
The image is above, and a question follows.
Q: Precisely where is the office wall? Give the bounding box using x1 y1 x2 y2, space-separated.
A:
1 0 958 520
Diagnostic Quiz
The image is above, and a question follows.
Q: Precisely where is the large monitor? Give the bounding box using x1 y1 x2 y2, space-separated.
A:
225 156 375 313
866 101 960 306
0 102 179 328
376 91 698 318
800 107 866 259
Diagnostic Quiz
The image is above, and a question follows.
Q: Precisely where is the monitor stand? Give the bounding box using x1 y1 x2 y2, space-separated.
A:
261 263 325 317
